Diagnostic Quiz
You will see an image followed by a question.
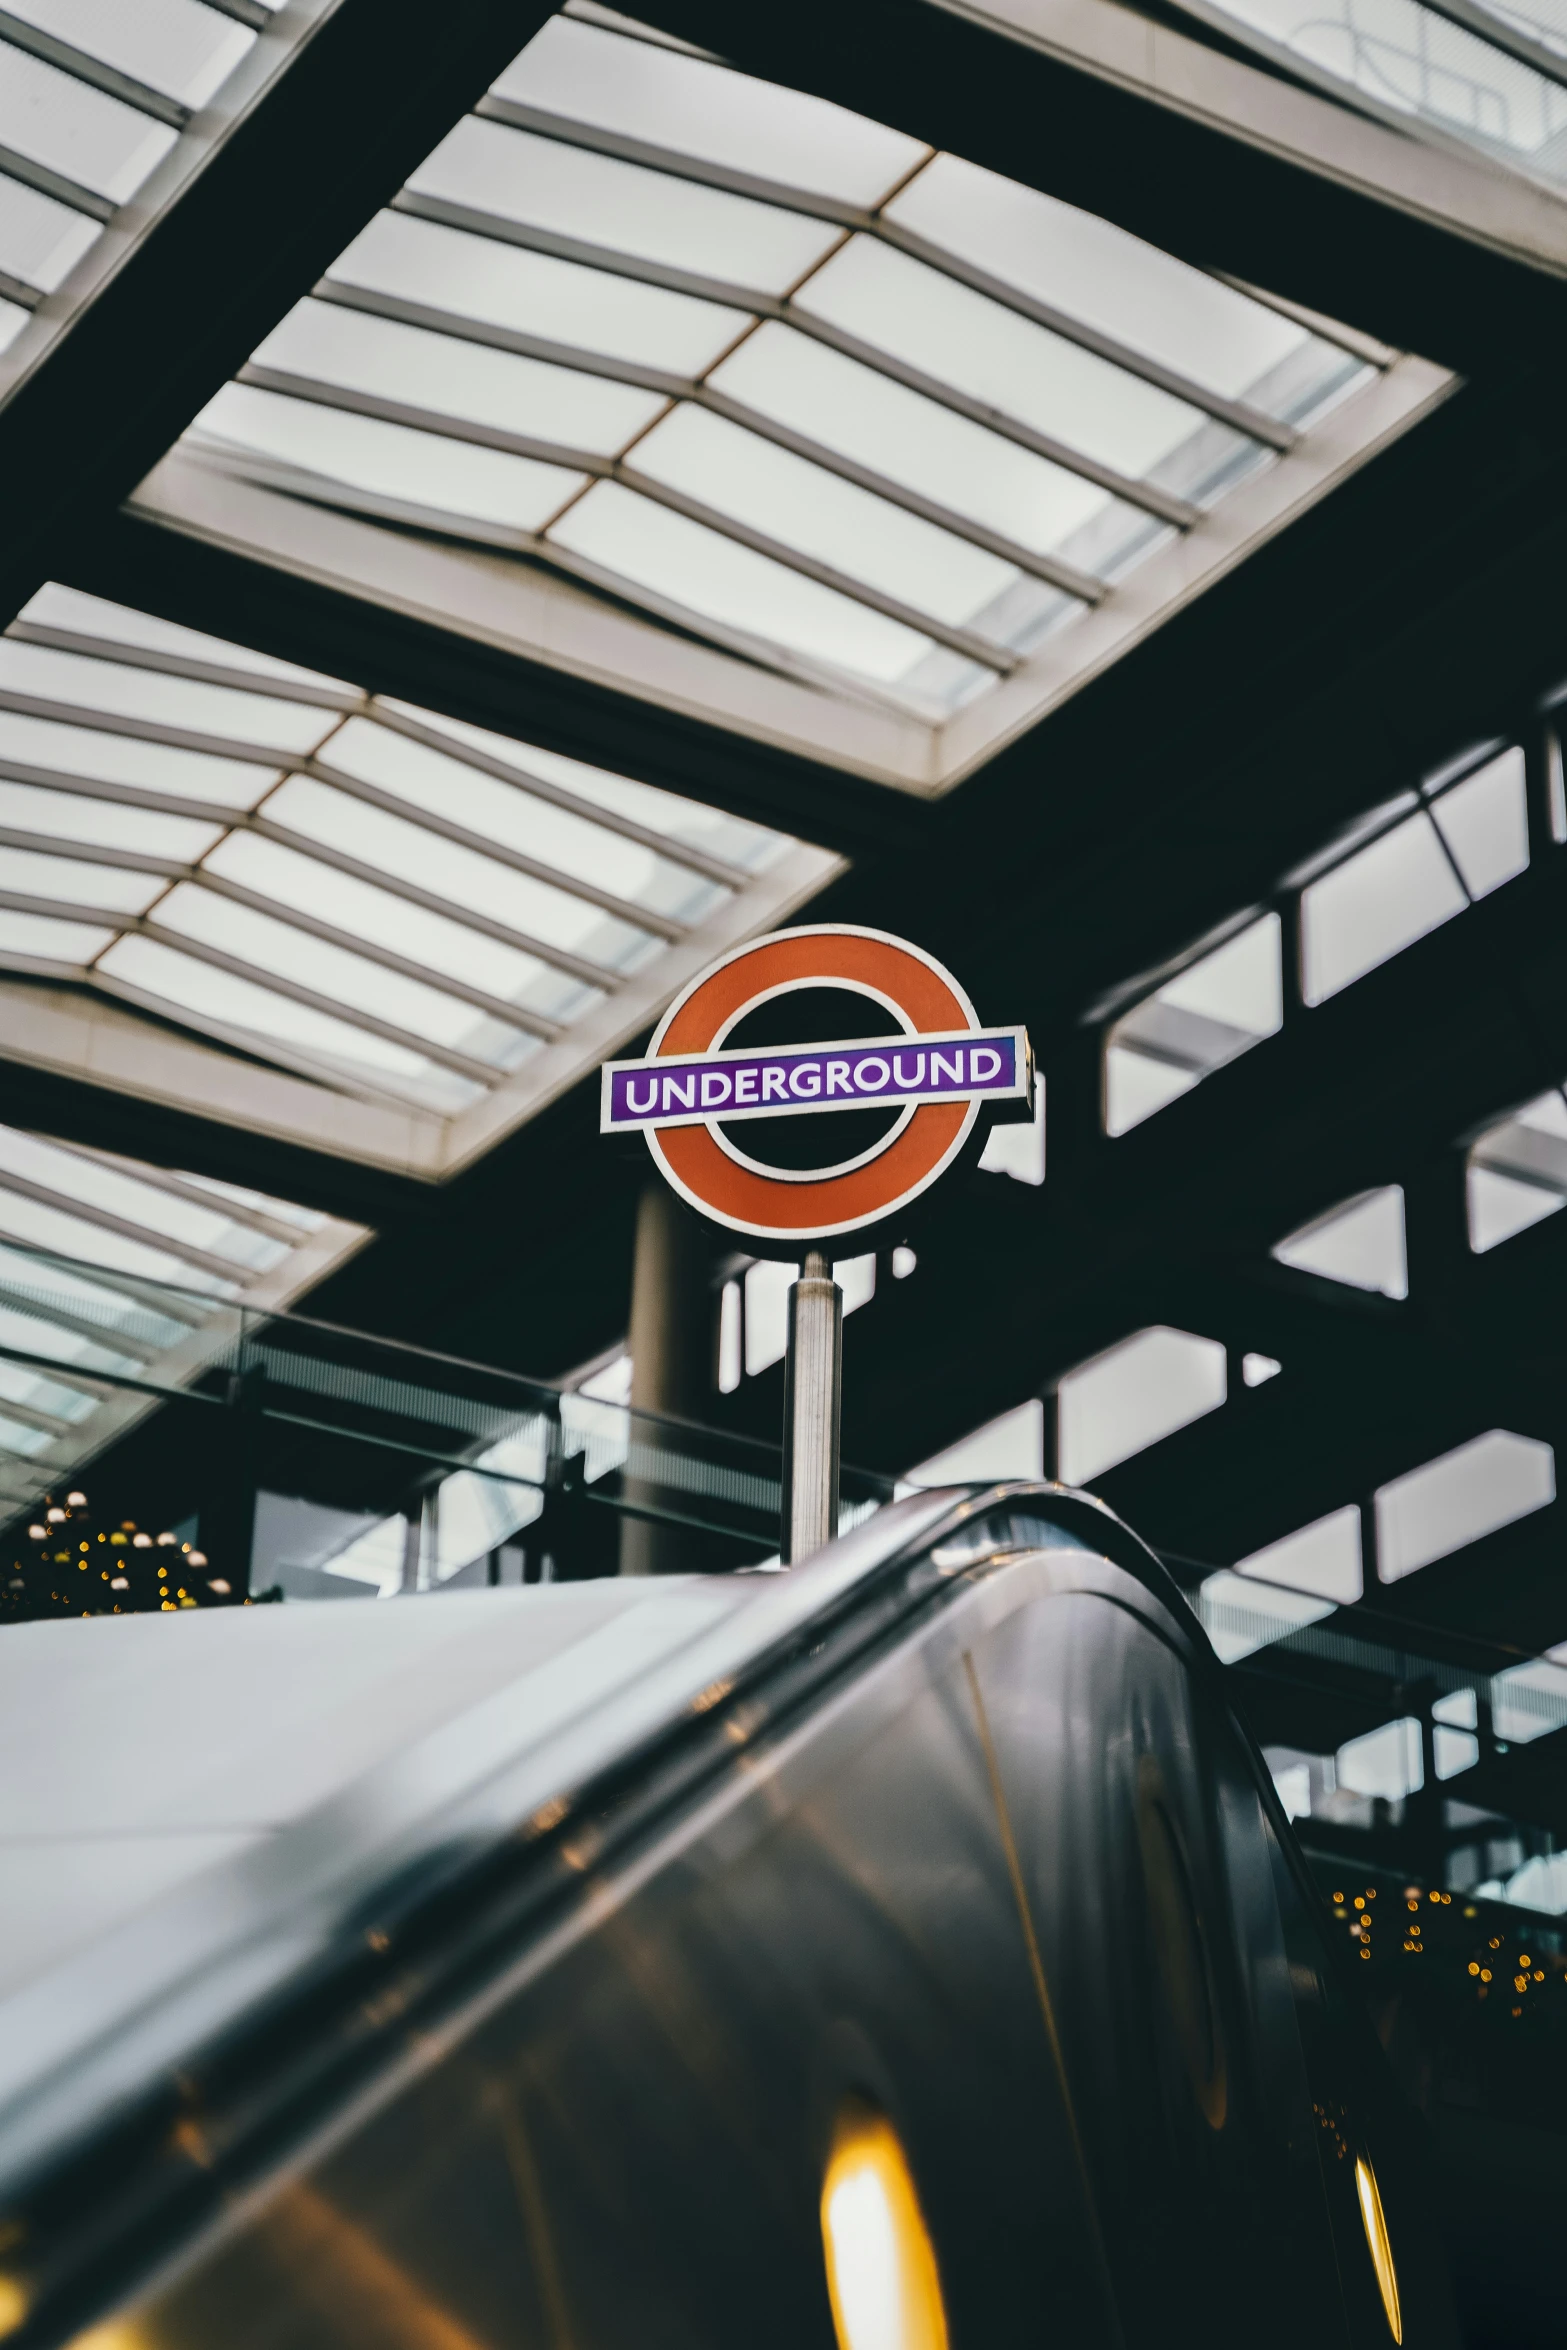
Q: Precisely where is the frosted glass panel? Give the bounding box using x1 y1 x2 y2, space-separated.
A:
254 301 666 455
0 778 220 860
1058 1325 1226 1482
0 641 336 754
0 45 175 203
192 384 586 530
0 709 277 806
4 0 254 108
551 481 937 686
0 172 99 290
1375 1430 1554 1578
1300 811 1466 1002
798 238 1208 480
497 17 926 203
331 214 749 375
410 120 837 293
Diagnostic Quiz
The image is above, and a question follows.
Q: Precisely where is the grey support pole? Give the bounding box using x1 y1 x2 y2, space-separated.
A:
781 1250 842 1565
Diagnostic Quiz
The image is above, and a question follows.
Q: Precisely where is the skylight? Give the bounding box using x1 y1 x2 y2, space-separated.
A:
1167 0 1567 194
133 4 1451 794
0 0 296 379
0 1120 364 1517
0 583 833 1173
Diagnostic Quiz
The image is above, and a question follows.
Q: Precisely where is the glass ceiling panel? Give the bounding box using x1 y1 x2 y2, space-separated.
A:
193 384 588 532
253 300 670 455
0 708 279 807
19 585 350 690
330 214 752 376
322 719 726 923
884 155 1356 420
797 239 1249 494
409 120 841 292
0 910 113 963
707 323 1155 574
628 403 1021 628
1186 0 1567 187
493 16 928 202
263 775 660 971
0 845 165 914
382 703 789 872
202 832 597 1027
0 45 177 204
97 933 490 1114
0 303 28 362
549 480 958 692
0 1120 365 1519
149 5 1400 743
0 582 813 1160
0 175 98 292
0 778 222 861
151 885 541 1070
4 0 255 110
0 641 340 755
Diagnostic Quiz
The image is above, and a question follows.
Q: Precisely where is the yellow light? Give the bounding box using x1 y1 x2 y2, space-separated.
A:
0 2275 25 2338
1355 2155 1402 2343
821 2105 949 2350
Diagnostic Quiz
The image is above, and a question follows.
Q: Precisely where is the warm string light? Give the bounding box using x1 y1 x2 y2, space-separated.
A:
6 1492 233 1619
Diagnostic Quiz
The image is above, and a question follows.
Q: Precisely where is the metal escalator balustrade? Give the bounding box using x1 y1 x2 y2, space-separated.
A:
0 1483 1458 2348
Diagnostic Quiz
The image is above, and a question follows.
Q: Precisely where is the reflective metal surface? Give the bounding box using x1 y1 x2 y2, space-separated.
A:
0 1485 1461 2346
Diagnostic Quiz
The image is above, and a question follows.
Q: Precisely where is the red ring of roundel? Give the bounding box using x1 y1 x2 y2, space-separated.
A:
646 926 981 1242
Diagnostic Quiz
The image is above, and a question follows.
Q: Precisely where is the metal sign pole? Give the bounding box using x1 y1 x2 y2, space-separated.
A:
781 1250 842 1565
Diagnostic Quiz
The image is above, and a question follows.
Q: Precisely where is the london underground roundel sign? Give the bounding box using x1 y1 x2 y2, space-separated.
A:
601 925 1033 1244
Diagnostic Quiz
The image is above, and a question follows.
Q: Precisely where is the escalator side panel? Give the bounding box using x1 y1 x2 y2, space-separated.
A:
110 1558 1119 2350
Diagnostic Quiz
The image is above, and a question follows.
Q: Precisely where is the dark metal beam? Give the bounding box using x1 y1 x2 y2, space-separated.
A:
0 0 565 629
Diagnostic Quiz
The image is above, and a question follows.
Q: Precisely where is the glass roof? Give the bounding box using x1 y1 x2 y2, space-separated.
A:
0 582 827 1167
1170 0 1567 191
0 0 284 358
0 1120 363 1516
155 5 1384 727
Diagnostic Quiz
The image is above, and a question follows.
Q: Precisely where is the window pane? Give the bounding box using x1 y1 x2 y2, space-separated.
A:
19 583 350 690
549 479 940 689
0 845 163 913
0 641 338 755
0 908 112 962
0 43 176 204
1205 0 1567 183
1235 1506 1362 1603
0 1195 221 1294
1274 1185 1408 1297
1375 1430 1555 1579
200 831 597 1026
152 883 535 1066
1300 811 1466 1002
885 154 1357 419
0 708 278 807
408 120 837 294
331 213 750 376
264 774 658 971
324 718 724 922
495 16 926 204
1106 914 1282 1133
4 0 254 108
1467 1087 1567 1252
254 300 668 455
0 171 99 291
97 934 484 1111
1430 745 1529 898
796 236 1217 483
0 777 220 860
630 402 1018 629
191 384 586 531
1058 1325 1227 1482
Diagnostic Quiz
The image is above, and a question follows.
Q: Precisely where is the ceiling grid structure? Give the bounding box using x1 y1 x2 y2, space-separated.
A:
128 3 1453 795
0 584 834 1174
